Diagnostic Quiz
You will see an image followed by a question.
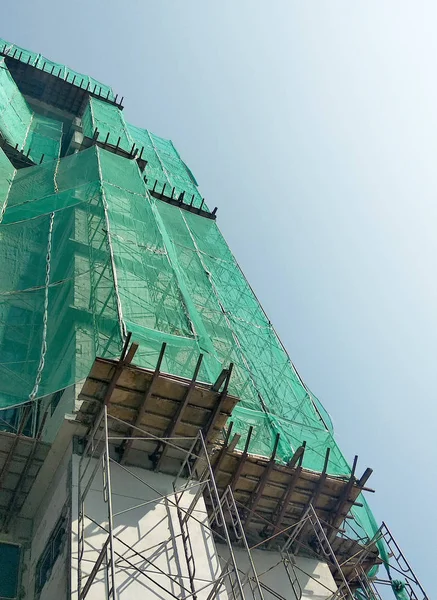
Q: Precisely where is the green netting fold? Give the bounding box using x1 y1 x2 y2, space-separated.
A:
24 113 63 163
82 97 133 150
0 147 122 407
3 150 101 224
0 62 33 149
0 60 63 162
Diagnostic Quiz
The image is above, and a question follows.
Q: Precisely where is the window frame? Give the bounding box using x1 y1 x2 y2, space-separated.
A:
0 541 22 600
34 510 68 597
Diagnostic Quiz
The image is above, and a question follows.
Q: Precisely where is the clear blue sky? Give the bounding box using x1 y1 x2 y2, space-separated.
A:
4 0 434 589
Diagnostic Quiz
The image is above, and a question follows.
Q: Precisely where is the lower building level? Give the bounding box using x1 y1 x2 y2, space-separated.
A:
0 345 428 600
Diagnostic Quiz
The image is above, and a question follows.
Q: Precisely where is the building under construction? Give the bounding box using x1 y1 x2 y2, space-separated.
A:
0 38 428 600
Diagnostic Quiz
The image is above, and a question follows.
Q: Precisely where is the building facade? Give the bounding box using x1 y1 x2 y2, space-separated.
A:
0 39 427 600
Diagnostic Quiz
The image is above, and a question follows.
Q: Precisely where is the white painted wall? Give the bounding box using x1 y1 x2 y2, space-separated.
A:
71 454 227 600
14 439 338 600
218 544 338 600
41 385 76 445
70 454 338 600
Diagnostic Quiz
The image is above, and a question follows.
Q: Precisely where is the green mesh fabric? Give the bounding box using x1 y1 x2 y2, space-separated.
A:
0 143 381 543
0 59 33 148
128 125 204 209
0 59 62 162
82 97 132 150
0 143 348 471
82 97 205 209
0 148 116 405
0 44 384 557
0 37 114 100
24 113 63 163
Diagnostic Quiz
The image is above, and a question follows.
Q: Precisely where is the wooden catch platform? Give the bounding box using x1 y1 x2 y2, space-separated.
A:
75 340 237 471
75 339 381 587
2 49 123 116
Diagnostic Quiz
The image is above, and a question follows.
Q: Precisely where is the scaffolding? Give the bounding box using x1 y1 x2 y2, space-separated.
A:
354 524 429 600
0 36 353 486
77 406 266 600
0 35 379 554
76 404 428 600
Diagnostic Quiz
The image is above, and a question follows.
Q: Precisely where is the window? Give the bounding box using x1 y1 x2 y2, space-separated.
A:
50 389 64 416
35 512 67 596
0 542 21 599
0 404 34 436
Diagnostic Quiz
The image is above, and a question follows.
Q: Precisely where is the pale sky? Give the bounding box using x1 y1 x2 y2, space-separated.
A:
3 0 434 589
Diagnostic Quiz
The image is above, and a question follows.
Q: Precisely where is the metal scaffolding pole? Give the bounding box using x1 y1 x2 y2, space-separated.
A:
76 409 265 600
103 406 116 598
75 405 428 600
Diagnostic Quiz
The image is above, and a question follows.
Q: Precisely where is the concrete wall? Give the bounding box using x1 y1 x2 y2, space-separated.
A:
23 443 72 600
71 454 227 600
41 386 76 445
218 544 338 600
9 435 338 600
70 453 338 600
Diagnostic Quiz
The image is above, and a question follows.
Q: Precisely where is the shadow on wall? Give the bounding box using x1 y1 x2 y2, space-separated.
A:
71 456 226 600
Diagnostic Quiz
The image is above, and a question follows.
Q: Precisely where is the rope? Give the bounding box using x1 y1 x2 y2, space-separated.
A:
0 170 15 225
28 212 54 402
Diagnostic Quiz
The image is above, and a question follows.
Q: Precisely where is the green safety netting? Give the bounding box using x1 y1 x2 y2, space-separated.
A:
0 37 114 100
0 44 385 559
0 141 378 541
0 143 347 471
0 57 62 162
82 97 205 209
24 114 63 163
0 57 33 148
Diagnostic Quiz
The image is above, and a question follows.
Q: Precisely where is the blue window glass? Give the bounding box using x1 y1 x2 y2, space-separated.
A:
0 542 21 599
